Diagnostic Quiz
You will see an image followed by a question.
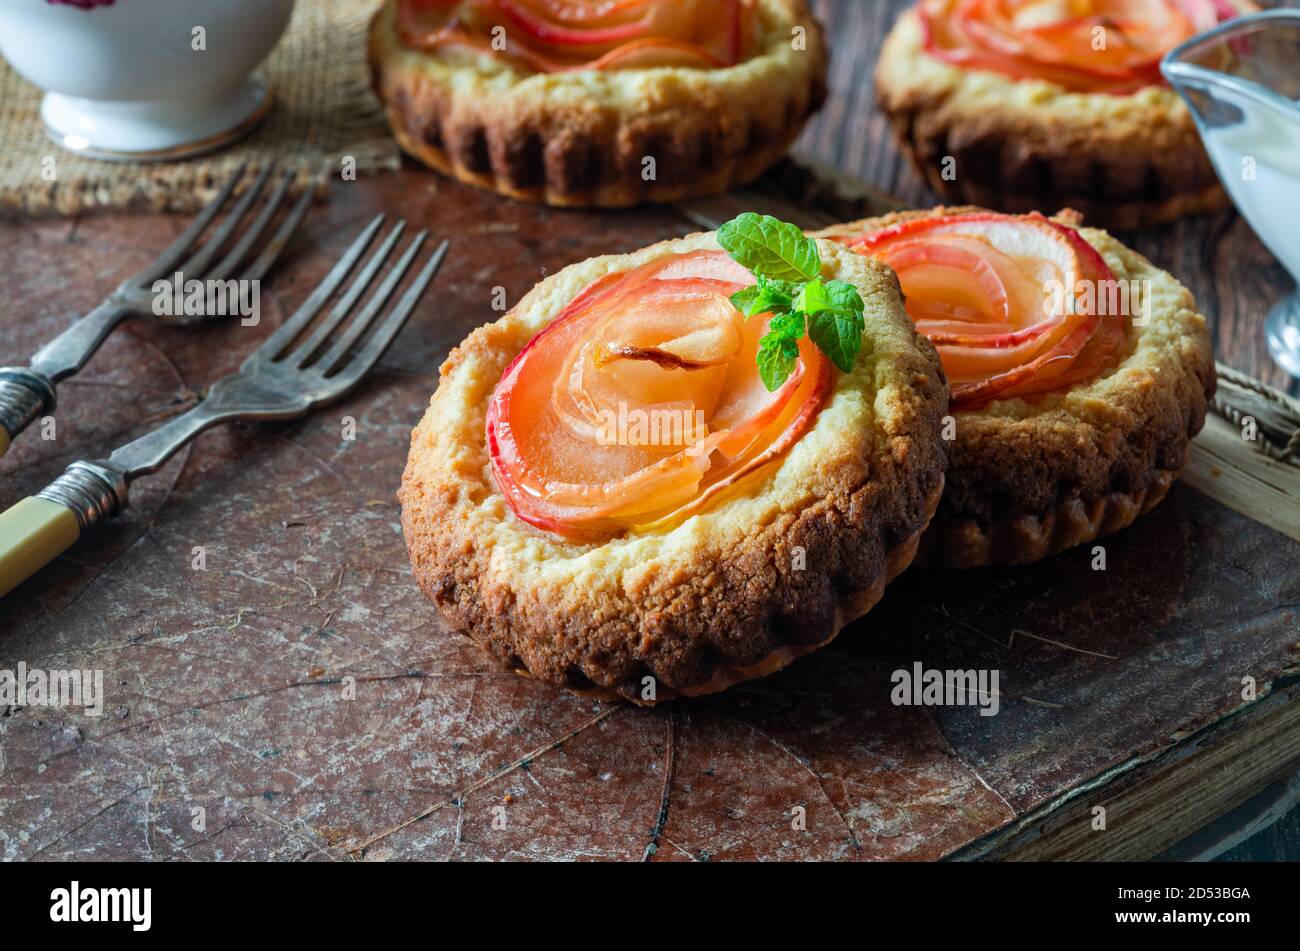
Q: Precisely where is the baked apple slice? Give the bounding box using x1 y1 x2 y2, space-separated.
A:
919 0 1240 93
487 250 832 538
838 211 1127 409
397 0 753 73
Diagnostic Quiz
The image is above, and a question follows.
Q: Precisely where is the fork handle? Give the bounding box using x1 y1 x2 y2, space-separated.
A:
0 461 127 598
0 397 217 596
2 398 228 595
0 301 127 453
0 497 80 597
29 300 128 381
0 369 57 456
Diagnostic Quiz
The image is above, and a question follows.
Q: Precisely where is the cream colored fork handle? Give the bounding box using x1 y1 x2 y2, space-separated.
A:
0 496 80 598
0 402 240 598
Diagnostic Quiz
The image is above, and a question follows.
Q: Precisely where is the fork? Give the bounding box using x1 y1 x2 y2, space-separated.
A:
0 163 312 456
0 215 449 598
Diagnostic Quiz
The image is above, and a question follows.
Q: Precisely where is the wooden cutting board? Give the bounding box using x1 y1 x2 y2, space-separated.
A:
1 164 1297 861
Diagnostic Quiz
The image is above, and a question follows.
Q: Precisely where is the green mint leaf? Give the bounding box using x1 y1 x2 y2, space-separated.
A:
768 311 806 340
732 275 796 318
797 278 864 318
730 285 760 313
718 212 821 283
803 278 866 371
793 278 830 315
719 214 869 384
756 334 799 392
808 308 865 374
822 279 866 318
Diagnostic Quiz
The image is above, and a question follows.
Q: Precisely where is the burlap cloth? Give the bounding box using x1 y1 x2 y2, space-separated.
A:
0 0 398 216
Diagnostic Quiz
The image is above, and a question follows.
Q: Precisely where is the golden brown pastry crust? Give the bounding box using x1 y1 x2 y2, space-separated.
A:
813 207 1216 568
368 0 829 207
398 233 949 702
873 8 1248 230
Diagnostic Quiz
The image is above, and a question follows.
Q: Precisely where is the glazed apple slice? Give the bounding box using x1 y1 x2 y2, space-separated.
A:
874 234 1070 350
851 211 1088 368
919 0 1238 93
964 0 1193 70
503 0 746 68
585 37 727 70
487 250 832 538
399 0 752 72
498 0 658 47
973 217 1127 401
554 272 743 442
838 211 1127 409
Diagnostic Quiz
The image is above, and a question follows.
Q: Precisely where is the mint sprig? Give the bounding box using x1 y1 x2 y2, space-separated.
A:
717 213 866 391
718 212 821 283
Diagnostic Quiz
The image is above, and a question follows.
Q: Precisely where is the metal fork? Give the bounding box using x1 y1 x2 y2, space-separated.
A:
0 215 450 598
0 164 312 456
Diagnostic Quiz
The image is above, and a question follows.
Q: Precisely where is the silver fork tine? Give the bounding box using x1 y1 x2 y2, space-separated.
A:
0 163 324 454
248 214 387 365
331 239 450 385
205 170 294 283
126 162 249 287
176 164 274 278
286 221 406 367
240 182 314 284
314 230 427 375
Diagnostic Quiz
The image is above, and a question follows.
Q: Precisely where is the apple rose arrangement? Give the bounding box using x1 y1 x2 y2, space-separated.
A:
486 214 867 538
918 0 1240 93
396 0 755 72
836 211 1124 409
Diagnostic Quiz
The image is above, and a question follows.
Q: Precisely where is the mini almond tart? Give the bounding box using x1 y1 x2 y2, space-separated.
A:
368 0 828 207
813 207 1215 569
399 233 947 702
875 0 1257 230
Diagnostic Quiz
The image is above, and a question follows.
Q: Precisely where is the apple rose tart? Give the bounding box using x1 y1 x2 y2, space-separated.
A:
815 207 1215 568
876 0 1257 229
400 221 948 701
369 0 828 206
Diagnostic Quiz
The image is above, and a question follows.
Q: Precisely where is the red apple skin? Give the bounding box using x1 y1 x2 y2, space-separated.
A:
399 0 752 72
919 0 1244 93
485 253 834 539
498 0 650 47
840 211 1127 411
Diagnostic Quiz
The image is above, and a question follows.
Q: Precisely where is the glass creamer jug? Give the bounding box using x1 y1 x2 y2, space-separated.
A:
1162 10 1300 378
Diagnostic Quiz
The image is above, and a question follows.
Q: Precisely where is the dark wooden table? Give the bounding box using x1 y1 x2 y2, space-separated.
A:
1 1 1297 862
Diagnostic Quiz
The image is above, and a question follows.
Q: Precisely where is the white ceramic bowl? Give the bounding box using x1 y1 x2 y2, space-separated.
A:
0 0 296 161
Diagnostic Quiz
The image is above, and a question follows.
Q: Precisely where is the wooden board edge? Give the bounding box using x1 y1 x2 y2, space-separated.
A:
1185 415 1300 544
948 677 1300 861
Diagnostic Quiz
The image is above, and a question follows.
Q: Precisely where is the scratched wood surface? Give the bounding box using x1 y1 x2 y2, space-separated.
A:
1 1 1298 861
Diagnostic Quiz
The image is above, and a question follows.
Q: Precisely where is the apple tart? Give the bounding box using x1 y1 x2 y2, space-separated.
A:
875 0 1256 229
369 0 828 207
815 207 1215 568
399 223 948 701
